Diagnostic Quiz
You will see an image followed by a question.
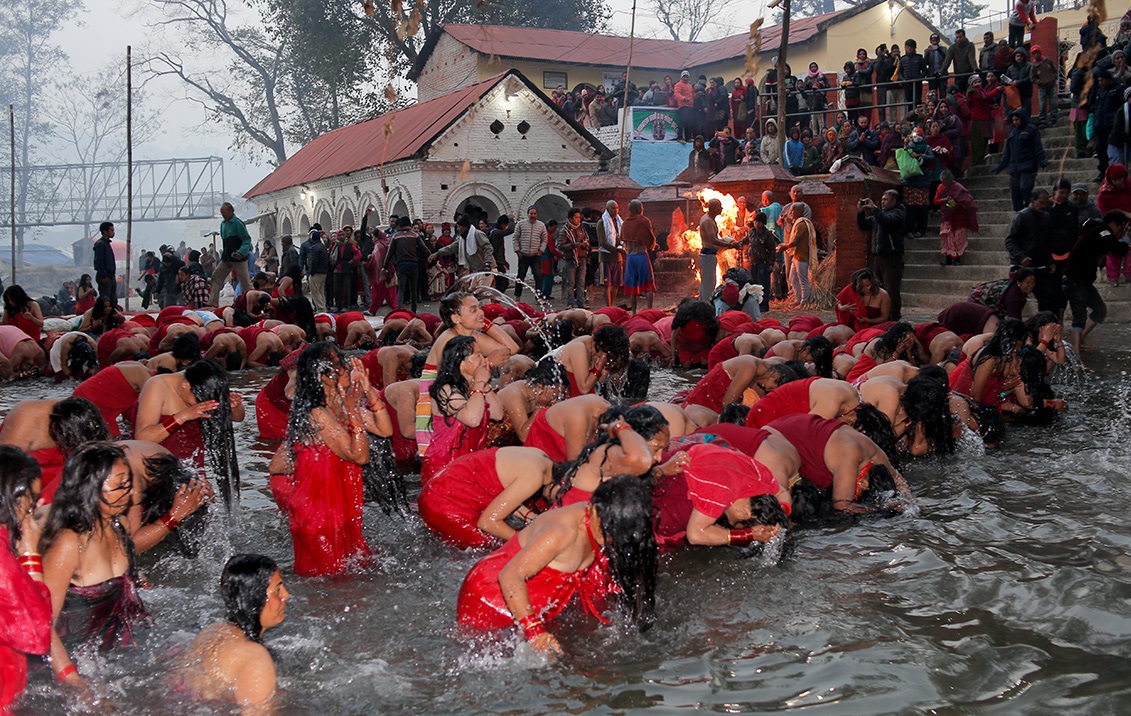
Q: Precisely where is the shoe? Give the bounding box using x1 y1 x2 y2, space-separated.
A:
939 256 949 266
1050 118 1058 125
954 255 962 265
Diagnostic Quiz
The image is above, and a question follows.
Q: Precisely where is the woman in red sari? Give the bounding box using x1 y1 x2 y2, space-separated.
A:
0 446 52 711
457 475 657 655
274 342 392 577
422 335 502 486
934 170 979 266
74 275 97 316
834 268 891 331
1 286 44 343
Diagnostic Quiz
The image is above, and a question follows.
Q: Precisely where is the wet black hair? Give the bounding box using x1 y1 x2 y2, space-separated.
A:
619 404 669 440
184 359 240 510
1017 344 1053 413
789 478 833 524
803 336 834 378
41 442 131 553
974 317 1027 372
852 403 899 468
873 321 916 363
975 404 1006 446
67 338 99 379
409 350 428 379
901 376 955 454
225 351 244 372
49 397 111 457
918 363 949 388
617 359 652 405
140 453 208 558
287 342 349 451
525 358 569 390
592 324 630 372
439 292 475 328
0 445 42 552
171 332 202 363
590 475 657 631
2 285 32 315
1024 310 1058 345
286 297 317 345
430 335 477 416
221 553 279 643
719 403 750 425
858 463 897 504
767 362 803 385
229 307 255 327
671 300 720 339
781 358 812 378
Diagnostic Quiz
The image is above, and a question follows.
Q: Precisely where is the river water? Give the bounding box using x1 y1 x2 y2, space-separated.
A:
10 348 1131 715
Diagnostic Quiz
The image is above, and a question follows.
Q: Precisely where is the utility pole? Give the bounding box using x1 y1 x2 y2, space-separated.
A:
617 0 638 174
776 0 791 158
126 46 133 311
8 105 14 287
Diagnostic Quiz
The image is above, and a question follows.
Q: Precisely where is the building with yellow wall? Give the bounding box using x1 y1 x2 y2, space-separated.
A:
410 0 948 101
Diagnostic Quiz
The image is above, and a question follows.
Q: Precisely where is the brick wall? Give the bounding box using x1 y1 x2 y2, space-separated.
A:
417 35 480 102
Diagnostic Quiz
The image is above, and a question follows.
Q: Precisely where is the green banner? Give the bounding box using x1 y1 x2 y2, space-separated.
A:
630 107 680 142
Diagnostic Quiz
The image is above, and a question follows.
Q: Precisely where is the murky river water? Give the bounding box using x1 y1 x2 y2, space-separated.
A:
9 348 1131 714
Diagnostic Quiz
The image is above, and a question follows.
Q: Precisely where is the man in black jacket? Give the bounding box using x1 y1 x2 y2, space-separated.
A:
93 221 117 305
858 190 907 319
1005 189 1058 312
1065 212 1128 366
994 109 1049 211
899 39 928 112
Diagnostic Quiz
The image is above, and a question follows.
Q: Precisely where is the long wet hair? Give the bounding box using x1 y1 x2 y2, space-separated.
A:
0 446 42 552
526 358 569 392
901 376 955 454
671 299 720 337
789 478 833 524
430 335 477 417
852 404 899 468
858 463 897 504
285 297 317 344
590 475 657 631
67 338 99 379
49 397 111 457
439 291 474 329
140 453 208 558
1017 344 1054 414
550 405 668 505
1024 310 1058 346
184 360 240 510
767 362 803 386
873 321 916 362
221 553 279 644
287 341 349 451
40 442 131 553
802 336 834 378
172 332 203 365
592 325 630 372
974 317 1027 371
719 403 751 425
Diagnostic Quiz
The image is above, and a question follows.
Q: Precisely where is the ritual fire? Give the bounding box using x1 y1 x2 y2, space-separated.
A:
667 188 749 284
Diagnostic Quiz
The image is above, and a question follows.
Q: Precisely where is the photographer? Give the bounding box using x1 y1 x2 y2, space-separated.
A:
857 191 907 320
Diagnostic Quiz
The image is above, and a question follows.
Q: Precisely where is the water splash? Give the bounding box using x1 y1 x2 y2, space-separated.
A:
956 424 987 456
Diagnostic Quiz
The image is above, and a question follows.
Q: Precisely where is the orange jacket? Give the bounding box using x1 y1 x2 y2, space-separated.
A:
673 79 695 109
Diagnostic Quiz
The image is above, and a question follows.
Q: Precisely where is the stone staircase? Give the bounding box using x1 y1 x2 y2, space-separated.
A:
901 120 1131 322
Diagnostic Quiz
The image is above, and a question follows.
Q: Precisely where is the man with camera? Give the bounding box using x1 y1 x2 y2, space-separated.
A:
857 191 907 320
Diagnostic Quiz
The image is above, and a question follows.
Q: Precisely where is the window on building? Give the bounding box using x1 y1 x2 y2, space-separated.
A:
543 71 567 90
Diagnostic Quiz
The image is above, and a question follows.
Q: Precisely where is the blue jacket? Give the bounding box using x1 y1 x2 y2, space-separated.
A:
995 109 1047 174
784 138 804 171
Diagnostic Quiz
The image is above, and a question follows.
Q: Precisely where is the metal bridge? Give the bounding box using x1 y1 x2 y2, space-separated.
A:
6 156 225 228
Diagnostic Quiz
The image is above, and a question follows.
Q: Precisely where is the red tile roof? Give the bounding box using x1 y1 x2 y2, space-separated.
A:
245 74 507 198
442 12 848 72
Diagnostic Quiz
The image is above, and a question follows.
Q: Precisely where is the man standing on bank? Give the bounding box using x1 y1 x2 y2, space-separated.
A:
93 221 117 306
209 202 253 306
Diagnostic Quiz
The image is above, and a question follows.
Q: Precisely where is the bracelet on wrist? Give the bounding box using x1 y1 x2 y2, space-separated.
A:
56 664 78 681
482 318 495 333
160 512 181 531
518 615 547 641
161 414 181 434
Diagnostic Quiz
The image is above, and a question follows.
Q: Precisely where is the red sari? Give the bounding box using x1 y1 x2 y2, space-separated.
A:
279 443 370 577
421 413 488 487
417 448 503 549
0 527 52 711
457 515 612 629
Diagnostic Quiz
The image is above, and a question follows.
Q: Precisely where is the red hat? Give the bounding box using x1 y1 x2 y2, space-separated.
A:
720 282 740 305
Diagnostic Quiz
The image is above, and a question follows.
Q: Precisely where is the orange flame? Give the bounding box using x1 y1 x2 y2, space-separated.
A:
669 189 747 286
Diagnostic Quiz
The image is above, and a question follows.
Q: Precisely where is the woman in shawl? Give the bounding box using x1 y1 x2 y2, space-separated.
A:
427 223 456 300
877 122 901 169
966 75 1002 166
365 226 398 313
934 170 980 266
730 78 748 137
925 118 957 174
801 63 830 131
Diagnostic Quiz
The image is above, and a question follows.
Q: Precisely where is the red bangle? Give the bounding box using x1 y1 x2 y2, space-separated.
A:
482 318 495 333
727 528 756 546
161 512 181 531
781 502 792 517
1039 340 1049 348
56 664 77 681
519 615 546 641
161 414 180 434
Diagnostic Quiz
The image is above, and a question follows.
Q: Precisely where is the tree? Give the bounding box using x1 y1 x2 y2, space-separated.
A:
145 0 290 165
0 0 77 263
649 0 741 42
